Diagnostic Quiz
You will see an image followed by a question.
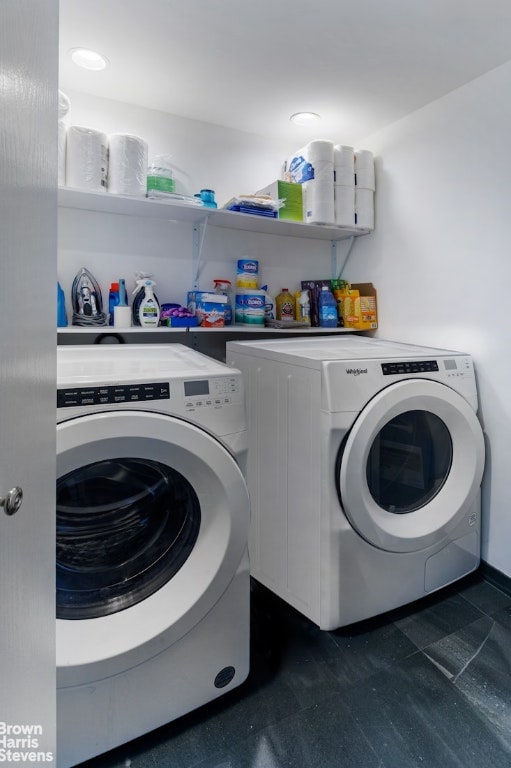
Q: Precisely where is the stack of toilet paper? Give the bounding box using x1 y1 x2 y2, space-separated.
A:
334 145 355 227
285 140 376 230
286 140 335 225
355 149 375 230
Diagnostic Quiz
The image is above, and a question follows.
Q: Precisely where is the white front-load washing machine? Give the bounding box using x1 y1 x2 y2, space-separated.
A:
227 336 485 630
56 344 250 767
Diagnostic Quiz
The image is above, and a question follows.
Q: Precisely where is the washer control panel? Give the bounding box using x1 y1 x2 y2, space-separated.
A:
184 376 241 410
57 382 170 408
57 375 242 410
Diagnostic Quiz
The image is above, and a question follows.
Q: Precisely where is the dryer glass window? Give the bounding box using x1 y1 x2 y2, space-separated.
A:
56 458 200 619
366 410 452 514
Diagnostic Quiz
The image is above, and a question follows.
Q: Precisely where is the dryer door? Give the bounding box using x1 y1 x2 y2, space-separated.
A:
57 410 249 687
338 379 485 553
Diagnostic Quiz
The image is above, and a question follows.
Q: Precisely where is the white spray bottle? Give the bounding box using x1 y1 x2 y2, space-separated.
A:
133 278 160 327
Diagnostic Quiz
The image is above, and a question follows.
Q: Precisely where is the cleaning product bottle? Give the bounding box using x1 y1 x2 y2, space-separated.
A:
131 272 160 326
261 285 275 322
275 288 295 322
57 282 68 327
133 278 160 327
213 279 233 325
108 281 120 325
318 285 338 327
297 289 311 325
331 279 349 327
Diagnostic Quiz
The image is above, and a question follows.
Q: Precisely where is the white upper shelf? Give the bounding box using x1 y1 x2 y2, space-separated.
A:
58 188 371 242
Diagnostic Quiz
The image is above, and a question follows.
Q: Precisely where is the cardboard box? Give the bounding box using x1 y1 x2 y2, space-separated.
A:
255 180 303 222
342 282 378 330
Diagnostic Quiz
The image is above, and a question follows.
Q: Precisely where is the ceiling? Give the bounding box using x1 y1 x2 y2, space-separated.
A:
59 0 511 146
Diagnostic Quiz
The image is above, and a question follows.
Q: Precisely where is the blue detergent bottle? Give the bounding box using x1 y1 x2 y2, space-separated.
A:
318 285 338 327
57 282 68 327
108 281 120 325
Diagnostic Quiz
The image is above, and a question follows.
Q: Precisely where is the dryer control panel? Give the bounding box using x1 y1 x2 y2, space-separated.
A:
382 360 439 375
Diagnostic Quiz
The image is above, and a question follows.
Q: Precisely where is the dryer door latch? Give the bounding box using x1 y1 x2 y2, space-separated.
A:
1 486 23 516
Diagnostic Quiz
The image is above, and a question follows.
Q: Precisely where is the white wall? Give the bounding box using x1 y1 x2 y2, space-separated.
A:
347 60 511 577
59 91 333 315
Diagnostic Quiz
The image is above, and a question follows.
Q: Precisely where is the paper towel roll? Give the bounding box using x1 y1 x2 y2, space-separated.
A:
355 188 374 230
66 125 108 192
334 185 355 227
303 179 335 225
107 133 148 196
58 121 67 187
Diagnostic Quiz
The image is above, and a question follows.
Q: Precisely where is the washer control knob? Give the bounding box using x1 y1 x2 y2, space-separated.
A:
1 486 23 516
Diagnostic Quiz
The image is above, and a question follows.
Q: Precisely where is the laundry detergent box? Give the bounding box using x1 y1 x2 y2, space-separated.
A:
187 291 228 327
340 282 378 330
255 180 303 222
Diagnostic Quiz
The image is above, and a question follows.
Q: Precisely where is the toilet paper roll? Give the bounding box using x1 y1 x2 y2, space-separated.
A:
113 305 132 328
107 133 148 196
66 125 108 192
334 185 355 227
334 145 355 169
307 139 334 165
286 140 334 184
355 149 374 170
355 188 374 230
355 166 375 191
307 140 334 184
334 166 355 186
58 120 67 187
303 179 335 225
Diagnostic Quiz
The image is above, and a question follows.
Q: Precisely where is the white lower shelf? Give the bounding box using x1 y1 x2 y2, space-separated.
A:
57 325 359 335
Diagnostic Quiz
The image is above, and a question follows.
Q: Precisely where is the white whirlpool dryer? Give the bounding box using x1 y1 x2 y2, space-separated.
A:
56 344 250 768
227 336 485 630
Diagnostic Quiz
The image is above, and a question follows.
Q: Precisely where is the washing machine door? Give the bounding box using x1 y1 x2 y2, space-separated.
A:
56 410 249 687
338 379 485 553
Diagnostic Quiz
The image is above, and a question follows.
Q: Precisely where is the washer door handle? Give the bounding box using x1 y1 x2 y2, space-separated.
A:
1 486 23 516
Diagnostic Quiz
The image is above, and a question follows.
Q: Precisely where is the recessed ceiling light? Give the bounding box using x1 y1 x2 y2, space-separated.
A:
290 112 321 126
69 48 108 71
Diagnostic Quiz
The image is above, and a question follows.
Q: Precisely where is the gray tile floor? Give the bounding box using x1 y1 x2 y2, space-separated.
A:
77 573 511 768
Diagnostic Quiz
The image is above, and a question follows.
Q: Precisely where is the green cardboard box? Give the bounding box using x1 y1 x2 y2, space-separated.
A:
256 180 303 222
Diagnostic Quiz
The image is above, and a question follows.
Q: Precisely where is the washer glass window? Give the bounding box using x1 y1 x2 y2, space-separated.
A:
366 410 453 514
56 458 201 619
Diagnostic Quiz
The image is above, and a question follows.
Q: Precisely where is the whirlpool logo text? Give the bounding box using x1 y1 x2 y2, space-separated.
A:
345 368 368 376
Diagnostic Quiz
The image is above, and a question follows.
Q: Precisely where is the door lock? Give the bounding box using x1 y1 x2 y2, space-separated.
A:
1 487 23 516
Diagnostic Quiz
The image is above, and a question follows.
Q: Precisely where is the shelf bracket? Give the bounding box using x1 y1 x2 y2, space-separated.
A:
331 236 355 279
192 224 201 290
192 215 212 289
